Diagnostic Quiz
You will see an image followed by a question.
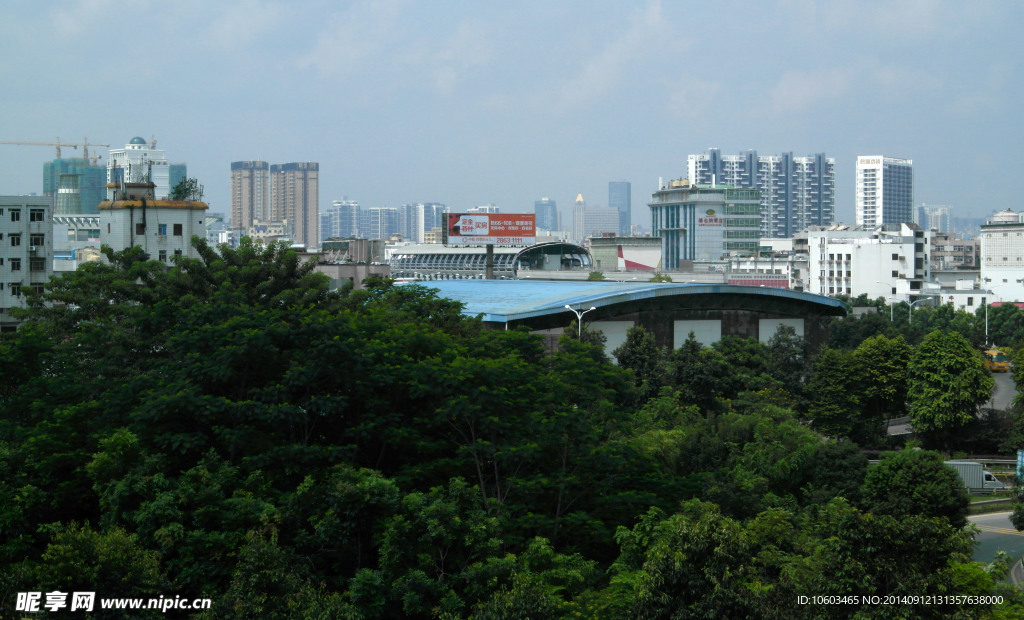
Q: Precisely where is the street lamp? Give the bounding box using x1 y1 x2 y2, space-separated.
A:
909 297 934 324
564 304 597 339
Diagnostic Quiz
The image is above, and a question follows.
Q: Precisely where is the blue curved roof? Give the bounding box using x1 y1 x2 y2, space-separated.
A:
416 279 849 323
130 136 147 144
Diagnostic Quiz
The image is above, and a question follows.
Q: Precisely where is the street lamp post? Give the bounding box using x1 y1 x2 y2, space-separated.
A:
909 297 934 324
564 304 597 339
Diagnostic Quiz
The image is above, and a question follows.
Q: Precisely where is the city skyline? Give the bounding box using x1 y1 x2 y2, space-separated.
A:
0 1 1021 229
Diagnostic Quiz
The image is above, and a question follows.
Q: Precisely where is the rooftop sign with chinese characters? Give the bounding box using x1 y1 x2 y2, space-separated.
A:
446 213 536 246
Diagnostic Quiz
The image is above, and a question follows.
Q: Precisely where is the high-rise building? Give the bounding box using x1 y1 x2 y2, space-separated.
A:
582 207 620 239
608 181 631 236
359 207 399 240
572 194 586 242
44 158 106 214
648 180 761 269
855 156 913 228
917 204 953 232
107 137 180 200
398 202 447 243
230 161 269 231
534 197 558 232
687 149 834 238
270 162 319 247
321 199 359 241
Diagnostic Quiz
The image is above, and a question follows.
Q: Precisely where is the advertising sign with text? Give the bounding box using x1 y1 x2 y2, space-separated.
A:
446 213 536 245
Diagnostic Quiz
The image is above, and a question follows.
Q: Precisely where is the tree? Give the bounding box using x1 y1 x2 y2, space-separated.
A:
860 448 969 528
851 334 911 427
169 177 204 201
804 348 864 441
612 325 670 401
906 330 994 449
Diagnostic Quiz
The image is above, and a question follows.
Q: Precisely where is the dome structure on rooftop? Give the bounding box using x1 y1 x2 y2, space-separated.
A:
129 136 147 145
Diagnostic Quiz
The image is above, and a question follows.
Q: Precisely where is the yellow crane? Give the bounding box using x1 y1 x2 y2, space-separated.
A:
0 137 110 162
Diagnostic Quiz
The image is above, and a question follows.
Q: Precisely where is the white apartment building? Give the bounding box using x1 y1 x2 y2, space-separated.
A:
855 156 914 228
99 182 207 263
805 223 930 301
107 137 174 200
980 209 1024 303
0 196 53 331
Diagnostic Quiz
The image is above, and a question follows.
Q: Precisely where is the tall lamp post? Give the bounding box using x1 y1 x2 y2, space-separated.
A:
564 304 597 339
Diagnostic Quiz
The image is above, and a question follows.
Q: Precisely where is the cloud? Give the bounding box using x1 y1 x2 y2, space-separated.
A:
769 68 854 113
666 77 723 118
205 0 284 51
428 19 493 96
294 0 402 77
552 0 669 110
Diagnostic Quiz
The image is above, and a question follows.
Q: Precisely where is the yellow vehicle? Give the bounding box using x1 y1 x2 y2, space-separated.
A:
984 349 1010 373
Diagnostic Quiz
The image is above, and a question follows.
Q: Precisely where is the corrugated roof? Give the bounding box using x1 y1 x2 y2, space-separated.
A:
411 279 848 323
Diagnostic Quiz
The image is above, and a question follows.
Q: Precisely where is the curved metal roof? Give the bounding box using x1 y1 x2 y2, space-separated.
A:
415 279 849 323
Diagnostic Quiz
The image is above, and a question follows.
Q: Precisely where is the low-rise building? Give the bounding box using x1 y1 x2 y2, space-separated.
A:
98 181 207 263
0 196 53 331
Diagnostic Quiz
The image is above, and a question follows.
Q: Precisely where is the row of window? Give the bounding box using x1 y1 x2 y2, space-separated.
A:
1 208 46 222
135 223 184 235
2 256 47 271
0 282 44 296
4 233 46 247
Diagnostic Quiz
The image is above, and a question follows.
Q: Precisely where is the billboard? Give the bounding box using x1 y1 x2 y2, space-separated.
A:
446 213 536 246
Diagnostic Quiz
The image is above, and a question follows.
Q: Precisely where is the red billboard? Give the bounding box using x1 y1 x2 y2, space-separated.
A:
446 213 536 246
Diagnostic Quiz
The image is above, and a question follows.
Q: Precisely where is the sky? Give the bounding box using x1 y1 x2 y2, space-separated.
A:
0 0 1021 230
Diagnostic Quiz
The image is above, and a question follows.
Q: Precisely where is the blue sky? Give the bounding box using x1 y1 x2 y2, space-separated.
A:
1 0 1020 229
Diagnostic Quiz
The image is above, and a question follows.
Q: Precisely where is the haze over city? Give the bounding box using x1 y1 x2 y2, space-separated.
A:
1 0 1020 228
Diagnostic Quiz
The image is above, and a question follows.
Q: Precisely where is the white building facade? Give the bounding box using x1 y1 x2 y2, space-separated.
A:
980 210 1024 303
107 137 174 200
99 182 208 263
805 223 930 301
855 156 914 228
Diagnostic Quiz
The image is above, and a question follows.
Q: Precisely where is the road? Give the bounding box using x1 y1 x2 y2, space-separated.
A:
990 371 1016 411
969 511 1024 578
888 371 1016 435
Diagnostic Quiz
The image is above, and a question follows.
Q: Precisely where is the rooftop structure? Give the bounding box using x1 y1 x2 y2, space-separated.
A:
417 279 848 352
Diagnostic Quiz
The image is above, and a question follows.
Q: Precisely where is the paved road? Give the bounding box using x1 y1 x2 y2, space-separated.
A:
970 511 1024 571
888 371 1016 435
989 371 1016 411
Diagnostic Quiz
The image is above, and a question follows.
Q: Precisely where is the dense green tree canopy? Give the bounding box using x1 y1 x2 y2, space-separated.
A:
906 330 994 448
0 239 1016 618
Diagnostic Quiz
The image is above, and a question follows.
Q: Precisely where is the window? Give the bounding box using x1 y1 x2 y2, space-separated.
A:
136 223 146 235
30 258 45 271
9 234 20 247
29 209 44 222
173 223 183 236
158 224 167 235
9 258 20 271
892 253 899 260
158 250 167 262
31 284 44 295
11 284 21 296
29 234 44 246
892 270 898 277
10 209 20 222
107 223 111 234
174 249 183 256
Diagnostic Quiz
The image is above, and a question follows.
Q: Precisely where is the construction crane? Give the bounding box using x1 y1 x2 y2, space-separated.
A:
0 137 110 162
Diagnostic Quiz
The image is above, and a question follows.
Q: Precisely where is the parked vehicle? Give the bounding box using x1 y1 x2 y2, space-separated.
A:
984 349 1011 373
945 461 1005 493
